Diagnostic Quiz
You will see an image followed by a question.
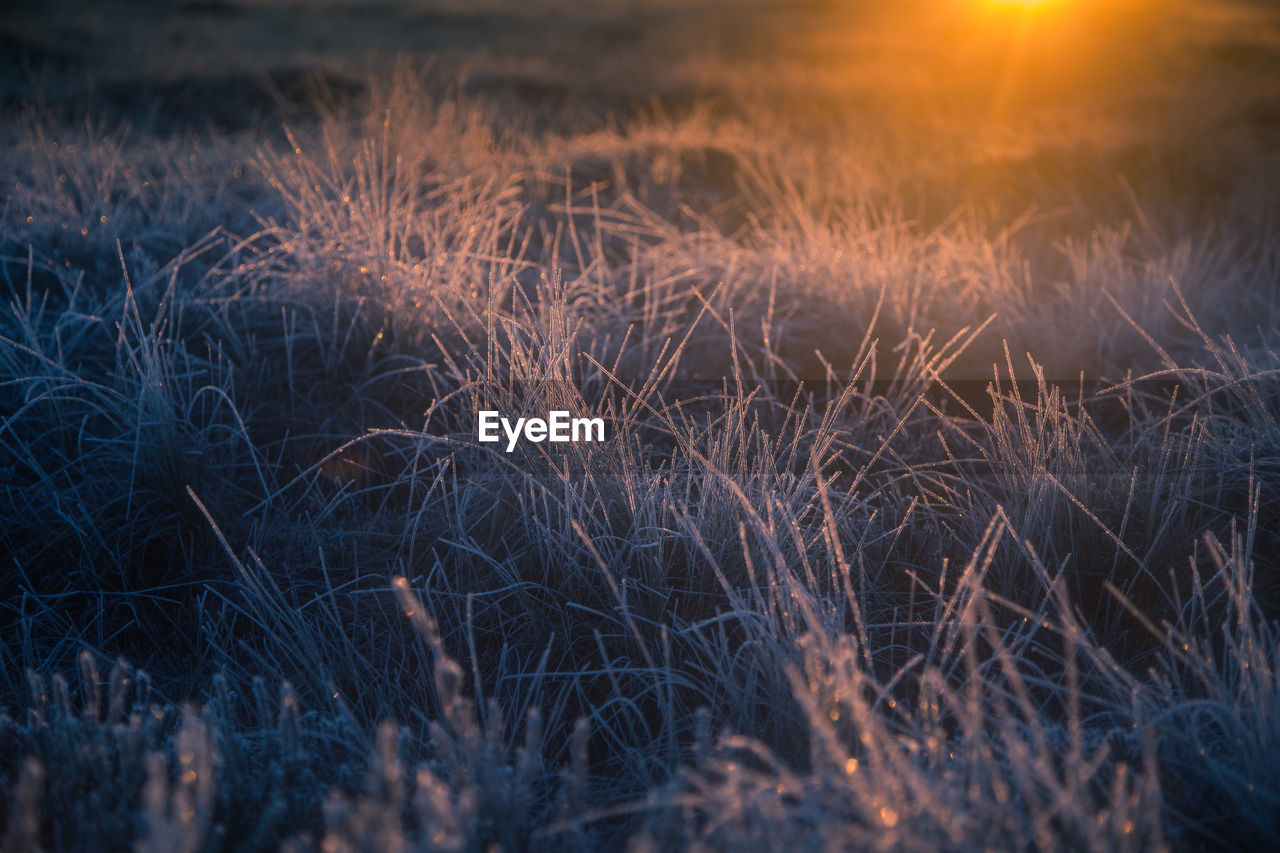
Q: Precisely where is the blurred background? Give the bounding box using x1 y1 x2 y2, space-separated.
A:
6 1 1278 226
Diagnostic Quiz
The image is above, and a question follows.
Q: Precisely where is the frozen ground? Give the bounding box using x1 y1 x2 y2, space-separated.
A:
3 1 1280 850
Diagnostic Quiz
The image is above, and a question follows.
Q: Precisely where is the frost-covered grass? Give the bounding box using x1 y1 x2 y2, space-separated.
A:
2 54 1279 851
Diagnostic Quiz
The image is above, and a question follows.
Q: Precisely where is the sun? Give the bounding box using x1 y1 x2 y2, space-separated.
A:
986 0 1062 9
976 0 1076 32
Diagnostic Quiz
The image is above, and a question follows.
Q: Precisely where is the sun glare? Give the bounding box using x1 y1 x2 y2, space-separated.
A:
988 0 1060 8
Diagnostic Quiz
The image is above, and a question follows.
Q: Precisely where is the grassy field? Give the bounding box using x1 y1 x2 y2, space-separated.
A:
3 0 1280 849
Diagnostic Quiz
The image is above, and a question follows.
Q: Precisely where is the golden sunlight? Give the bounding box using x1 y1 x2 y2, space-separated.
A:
986 0 1062 9
979 0 1079 28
